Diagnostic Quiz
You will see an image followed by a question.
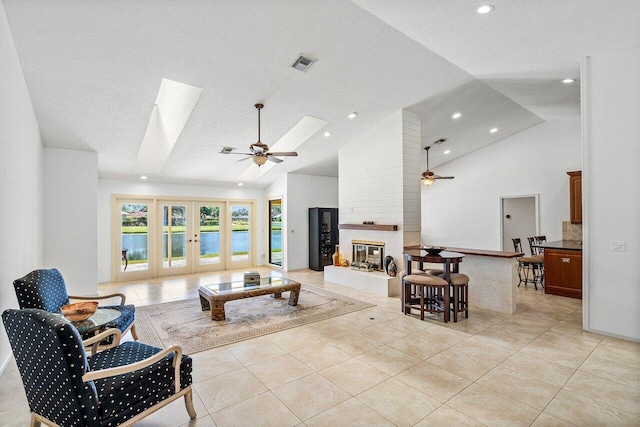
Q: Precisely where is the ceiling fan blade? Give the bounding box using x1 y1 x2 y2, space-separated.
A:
434 176 455 179
268 151 298 157
227 152 252 155
236 156 253 162
267 156 283 163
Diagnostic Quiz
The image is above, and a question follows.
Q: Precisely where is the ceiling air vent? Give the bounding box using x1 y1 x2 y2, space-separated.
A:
433 138 448 145
291 55 316 72
220 146 236 154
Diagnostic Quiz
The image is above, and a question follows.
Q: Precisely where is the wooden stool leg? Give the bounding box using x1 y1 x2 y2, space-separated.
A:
464 284 469 318
443 286 450 323
453 285 459 322
419 285 425 321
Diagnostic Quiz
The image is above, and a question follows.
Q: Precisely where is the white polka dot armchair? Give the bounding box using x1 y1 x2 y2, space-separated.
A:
2 308 196 427
13 268 138 341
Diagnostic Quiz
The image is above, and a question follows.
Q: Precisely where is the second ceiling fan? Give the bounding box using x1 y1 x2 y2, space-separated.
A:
421 145 454 185
231 103 298 166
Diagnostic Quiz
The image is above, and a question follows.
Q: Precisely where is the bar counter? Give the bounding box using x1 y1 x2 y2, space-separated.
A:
405 245 521 314
537 240 583 251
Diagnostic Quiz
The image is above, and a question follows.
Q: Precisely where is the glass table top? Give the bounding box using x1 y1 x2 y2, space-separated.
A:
202 277 298 296
64 308 121 333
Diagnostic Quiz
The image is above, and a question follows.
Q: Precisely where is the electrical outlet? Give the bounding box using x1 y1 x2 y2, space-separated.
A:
611 241 626 251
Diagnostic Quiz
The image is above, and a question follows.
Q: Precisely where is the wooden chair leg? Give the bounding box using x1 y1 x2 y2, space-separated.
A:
184 390 197 419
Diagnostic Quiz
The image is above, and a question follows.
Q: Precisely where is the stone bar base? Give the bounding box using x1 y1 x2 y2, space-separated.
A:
422 255 518 314
324 266 401 297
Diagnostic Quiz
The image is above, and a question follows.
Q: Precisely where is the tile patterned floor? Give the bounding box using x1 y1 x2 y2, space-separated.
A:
1 268 639 426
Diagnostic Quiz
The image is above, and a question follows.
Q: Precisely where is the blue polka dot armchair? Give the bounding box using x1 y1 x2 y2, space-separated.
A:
2 308 196 427
13 268 138 341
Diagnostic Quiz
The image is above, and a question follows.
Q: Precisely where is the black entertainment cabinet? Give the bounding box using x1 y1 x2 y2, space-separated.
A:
308 207 338 271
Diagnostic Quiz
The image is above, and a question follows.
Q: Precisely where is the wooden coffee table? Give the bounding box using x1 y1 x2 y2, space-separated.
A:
198 277 301 320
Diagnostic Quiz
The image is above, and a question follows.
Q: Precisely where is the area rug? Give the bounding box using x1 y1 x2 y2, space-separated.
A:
134 286 375 354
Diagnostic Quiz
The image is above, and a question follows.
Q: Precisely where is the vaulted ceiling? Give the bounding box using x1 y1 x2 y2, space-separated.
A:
3 0 639 187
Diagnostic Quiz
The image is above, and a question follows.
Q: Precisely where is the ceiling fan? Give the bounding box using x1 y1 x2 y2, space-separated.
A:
421 145 454 185
227 103 298 166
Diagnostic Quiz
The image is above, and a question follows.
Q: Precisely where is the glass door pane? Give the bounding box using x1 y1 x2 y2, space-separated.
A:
158 202 191 276
229 203 252 268
120 203 150 273
269 199 282 266
195 203 225 272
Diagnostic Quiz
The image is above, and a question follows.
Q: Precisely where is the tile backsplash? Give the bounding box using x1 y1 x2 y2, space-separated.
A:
563 221 583 241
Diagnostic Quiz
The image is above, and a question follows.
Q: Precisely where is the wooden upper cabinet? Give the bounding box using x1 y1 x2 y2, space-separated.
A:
567 171 582 224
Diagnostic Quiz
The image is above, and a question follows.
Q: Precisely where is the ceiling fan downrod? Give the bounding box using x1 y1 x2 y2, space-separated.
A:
255 103 263 144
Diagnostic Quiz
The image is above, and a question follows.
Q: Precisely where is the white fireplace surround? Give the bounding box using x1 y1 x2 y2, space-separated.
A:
324 265 401 297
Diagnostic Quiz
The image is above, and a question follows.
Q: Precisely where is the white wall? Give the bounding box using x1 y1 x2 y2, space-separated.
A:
583 47 640 341
286 174 338 270
97 179 266 283
421 118 581 249
0 2 44 371
264 174 339 271
44 148 98 295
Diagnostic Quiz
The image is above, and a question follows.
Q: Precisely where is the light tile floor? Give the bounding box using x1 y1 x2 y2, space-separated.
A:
1 268 639 426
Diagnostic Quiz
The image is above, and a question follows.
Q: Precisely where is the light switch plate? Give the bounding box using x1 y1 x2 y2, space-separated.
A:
611 241 626 251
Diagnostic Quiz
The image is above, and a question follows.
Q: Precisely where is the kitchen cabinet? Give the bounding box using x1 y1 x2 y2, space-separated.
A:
567 171 582 224
308 208 338 271
541 242 583 299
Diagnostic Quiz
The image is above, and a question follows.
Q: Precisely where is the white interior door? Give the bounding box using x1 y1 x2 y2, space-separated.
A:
501 196 538 256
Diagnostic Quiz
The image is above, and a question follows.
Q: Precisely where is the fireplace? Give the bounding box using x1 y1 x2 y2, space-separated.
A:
351 240 385 271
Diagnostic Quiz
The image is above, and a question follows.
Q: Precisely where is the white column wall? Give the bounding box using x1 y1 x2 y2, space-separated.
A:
97 179 265 283
339 111 406 265
421 118 581 249
44 148 98 296
582 47 640 340
0 2 44 371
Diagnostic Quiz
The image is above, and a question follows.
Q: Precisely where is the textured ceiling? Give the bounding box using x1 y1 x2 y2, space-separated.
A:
3 0 639 187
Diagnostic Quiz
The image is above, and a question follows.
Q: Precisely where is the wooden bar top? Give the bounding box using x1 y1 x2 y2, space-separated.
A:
404 245 523 259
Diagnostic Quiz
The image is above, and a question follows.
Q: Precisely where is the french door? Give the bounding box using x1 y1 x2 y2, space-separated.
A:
158 201 192 276
114 197 253 281
268 199 282 267
194 202 226 272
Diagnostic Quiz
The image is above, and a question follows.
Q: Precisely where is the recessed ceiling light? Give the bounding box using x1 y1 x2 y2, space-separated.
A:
476 4 495 14
140 175 147 180
348 112 358 119
324 131 332 137
452 112 462 119
562 78 575 84
476 4 495 15
490 128 498 133
238 182 244 186
444 150 451 154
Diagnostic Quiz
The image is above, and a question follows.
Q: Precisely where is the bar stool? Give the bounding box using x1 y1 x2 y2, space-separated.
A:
512 238 544 289
438 273 469 322
403 274 450 322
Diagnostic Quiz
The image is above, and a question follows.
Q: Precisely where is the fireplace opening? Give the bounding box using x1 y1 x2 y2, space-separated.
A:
351 240 384 271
